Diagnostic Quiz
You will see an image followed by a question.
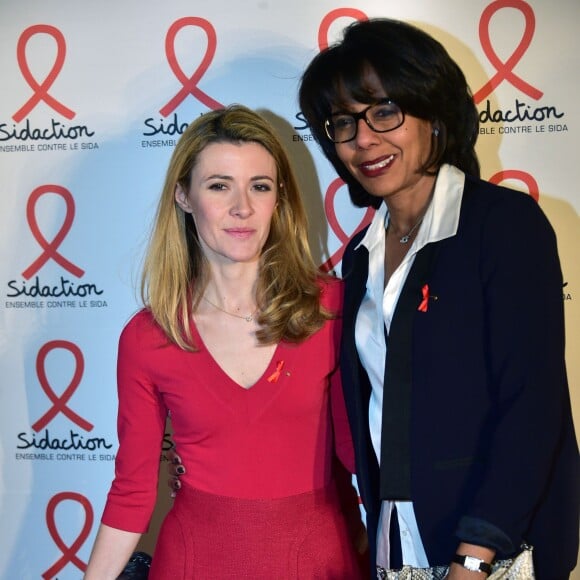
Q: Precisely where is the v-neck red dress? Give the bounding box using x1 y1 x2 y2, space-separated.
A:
101 278 361 578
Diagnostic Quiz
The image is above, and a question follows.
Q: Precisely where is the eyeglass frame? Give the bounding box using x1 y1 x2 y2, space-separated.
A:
323 98 406 144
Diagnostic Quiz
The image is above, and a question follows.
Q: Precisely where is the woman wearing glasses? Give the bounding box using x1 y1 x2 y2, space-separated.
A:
299 18 579 580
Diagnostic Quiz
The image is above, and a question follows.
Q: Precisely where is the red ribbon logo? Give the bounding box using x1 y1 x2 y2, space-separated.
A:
21 185 85 279
320 178 375 273
42 492 93 579
489 169 539 202
267 360 285 383
160 17 224 116
32 340 94 432
418 284 430 312
12 24 76 122
318 8 368 50
473 0 543 104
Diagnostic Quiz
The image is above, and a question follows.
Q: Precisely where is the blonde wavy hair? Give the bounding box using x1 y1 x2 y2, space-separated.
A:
141 104 330 350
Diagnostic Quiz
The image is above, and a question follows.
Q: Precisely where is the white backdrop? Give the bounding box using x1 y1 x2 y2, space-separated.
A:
0 1 578 578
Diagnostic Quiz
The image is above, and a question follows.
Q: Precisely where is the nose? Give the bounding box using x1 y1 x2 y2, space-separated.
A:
230 188 253 218
353 117 379 148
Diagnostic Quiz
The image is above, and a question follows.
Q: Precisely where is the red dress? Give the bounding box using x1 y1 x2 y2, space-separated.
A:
101 278 362 578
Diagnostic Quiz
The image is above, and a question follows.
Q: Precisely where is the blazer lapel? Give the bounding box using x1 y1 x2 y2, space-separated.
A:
380 242 440 499
341 245 382 514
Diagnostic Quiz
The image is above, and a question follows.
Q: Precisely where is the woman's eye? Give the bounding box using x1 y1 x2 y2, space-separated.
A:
372 106 396 120
333 116 354 129
208 182 227 191
253 183 272 192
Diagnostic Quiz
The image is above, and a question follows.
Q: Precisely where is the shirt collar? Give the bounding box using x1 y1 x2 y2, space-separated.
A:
355 164 465 253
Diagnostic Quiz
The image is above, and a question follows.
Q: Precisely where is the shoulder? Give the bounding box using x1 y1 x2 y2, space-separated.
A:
461 175 555 238
317 275 344 313
463 174 546 217
119 308 168 351
459 175 562 286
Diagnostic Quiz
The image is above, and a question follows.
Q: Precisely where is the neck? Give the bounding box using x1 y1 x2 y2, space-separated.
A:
206 260 258 296
385 177 436 236
202 268 258 314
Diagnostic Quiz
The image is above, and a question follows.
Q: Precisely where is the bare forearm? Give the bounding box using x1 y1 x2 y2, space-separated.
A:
84 523 142 579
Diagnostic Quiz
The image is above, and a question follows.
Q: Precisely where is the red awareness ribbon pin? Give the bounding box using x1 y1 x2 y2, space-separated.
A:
418 284 430 312
267 360 285 383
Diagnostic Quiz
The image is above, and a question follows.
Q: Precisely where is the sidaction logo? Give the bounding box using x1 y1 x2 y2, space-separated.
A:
0 24 98 153
488 169 539 202
293 7 368 144
141 17 224 149
4 185 106 310
320 177 374 273
475 0 566 136
15 340 116 462
42 491 93 578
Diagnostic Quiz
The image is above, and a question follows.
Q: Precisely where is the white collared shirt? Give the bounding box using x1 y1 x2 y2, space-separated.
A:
354 164 465 568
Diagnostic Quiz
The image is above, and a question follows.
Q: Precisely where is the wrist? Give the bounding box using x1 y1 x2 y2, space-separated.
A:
452 554 493 575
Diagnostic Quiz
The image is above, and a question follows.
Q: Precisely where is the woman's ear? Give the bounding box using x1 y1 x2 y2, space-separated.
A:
175 184 192 213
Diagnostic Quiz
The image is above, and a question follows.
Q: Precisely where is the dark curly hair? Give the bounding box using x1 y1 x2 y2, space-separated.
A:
299 18 480 208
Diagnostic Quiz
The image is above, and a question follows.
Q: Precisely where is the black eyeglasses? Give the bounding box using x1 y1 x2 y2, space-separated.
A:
324 99 405 143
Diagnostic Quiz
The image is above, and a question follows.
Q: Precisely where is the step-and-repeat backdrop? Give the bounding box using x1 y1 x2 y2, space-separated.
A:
1 1 578 578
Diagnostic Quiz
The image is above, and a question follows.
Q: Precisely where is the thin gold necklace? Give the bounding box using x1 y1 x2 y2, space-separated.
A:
202 296 258 322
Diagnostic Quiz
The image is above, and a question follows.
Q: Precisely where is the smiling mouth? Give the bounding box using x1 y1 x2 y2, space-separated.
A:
359 154 395 174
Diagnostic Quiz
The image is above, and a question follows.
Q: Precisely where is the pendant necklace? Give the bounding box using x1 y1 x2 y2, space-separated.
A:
398 217 424 244
202 296 258 322
393 191 433 243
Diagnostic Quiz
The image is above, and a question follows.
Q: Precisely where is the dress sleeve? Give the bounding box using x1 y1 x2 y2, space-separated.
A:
331 366 356 474
324 277 356 474
458 191 570 550
101 313 168 533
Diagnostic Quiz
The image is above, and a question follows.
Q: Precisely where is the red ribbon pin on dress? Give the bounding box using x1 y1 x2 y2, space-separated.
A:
267 360 285 383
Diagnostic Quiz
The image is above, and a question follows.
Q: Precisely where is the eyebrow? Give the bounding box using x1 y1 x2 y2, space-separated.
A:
204 174 275 182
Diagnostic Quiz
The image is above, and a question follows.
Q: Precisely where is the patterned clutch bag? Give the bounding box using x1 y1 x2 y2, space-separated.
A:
378 544 534 580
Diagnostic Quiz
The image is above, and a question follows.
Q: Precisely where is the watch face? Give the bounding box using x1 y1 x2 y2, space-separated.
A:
463 556 481 571
454 554 492 574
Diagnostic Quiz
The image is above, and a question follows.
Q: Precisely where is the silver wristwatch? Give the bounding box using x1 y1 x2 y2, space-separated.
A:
453 554 493 575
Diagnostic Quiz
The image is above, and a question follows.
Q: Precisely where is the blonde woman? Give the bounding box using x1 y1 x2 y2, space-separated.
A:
85 105 364 579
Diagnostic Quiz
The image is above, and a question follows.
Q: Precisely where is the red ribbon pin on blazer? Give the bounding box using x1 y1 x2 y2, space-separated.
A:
418 284 437 312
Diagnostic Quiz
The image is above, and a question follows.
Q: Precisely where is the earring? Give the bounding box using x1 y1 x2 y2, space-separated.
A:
432 128 440 137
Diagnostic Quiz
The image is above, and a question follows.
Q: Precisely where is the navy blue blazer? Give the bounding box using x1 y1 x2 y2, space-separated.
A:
340 174 579 579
